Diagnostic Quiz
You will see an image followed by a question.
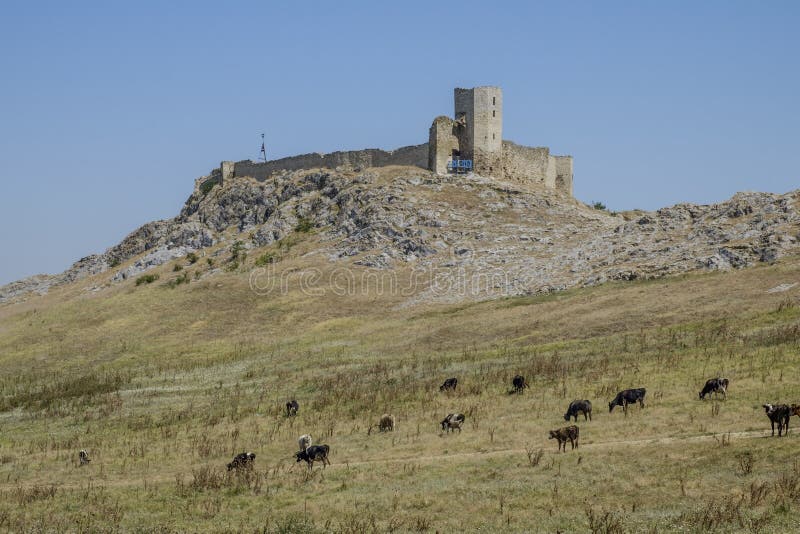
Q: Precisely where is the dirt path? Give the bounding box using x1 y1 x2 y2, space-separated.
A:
0 428 774 491
337 428 770 468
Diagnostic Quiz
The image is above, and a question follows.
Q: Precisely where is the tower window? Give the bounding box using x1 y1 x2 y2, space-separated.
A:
492 110 496 117
493 133 495 140
492 96 496 105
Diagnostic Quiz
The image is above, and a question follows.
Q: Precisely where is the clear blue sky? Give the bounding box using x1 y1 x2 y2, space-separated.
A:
1 1 798 284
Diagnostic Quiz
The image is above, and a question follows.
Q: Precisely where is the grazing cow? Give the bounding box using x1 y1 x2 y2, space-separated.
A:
699 378 729 400
564 400 593 422
440 377 458 392
763 404 791 437
298 434 313 451
608 388 646 413
285 400 299 417
79 450 90 466
296 444 330 470
440 413 465 433
379 414 395 432
227 452 256 471
511 375 529 394
791 404 800 418
548 425 580 452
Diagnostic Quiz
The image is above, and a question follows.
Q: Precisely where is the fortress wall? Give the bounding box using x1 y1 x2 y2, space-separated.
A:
428 116 460 174
554 156 574 196
232 143 428 181
545 155 558 189
501 141 550 184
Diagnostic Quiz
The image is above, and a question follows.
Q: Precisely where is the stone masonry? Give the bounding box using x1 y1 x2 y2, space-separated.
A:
216 86 573 196
429 86 573 195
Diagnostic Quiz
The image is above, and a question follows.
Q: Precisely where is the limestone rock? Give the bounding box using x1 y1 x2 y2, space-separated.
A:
3 167 800 305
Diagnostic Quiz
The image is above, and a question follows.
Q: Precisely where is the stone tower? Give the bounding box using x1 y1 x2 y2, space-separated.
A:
430 86 572 196
454 86 503 176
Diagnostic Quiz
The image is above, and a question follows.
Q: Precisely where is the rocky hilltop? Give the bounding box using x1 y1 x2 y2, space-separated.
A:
3 166 799 304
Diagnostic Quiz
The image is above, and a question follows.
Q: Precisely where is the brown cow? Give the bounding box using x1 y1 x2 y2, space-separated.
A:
548 425 579 452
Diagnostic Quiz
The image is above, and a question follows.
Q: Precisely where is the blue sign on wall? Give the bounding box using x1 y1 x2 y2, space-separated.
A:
447 159 473 173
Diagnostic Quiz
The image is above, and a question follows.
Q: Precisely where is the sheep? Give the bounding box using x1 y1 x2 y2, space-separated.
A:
298 434 313 451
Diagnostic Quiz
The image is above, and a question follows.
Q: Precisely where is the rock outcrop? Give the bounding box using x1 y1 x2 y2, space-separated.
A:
2 166 799 304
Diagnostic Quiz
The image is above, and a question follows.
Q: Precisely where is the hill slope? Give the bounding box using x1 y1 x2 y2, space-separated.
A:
3 166 799 305
2 167 800 531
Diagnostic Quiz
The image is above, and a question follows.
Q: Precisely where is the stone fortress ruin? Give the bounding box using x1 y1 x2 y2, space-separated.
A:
214 87 573 196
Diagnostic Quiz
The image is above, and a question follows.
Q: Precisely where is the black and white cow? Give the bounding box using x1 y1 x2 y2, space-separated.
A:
227 452 256 471
296 444 330 470
564 400 593 422
608 388 646 413
79 450 90 466
699 378 729 400
439 377 458 392
440 413 465 433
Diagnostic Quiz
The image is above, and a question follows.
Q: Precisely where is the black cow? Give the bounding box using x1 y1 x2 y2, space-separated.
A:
763 404 791 437
227 452 256 471
440 377 458 392
440 413 466 433
699 378 729 400
608 388 646 413
564 400 592 422
511 375 529 394
296 444 330 470
286 400 299 417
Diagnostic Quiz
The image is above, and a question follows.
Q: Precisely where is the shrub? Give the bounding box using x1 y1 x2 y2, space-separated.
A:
199 180 217 196
207 258 215 267
167 272 190 288
255 252 278 266
186 252 199 264
230 241 246 262
295 217 314 233
591 201 607 211
135 274 159 286
173 264 183 272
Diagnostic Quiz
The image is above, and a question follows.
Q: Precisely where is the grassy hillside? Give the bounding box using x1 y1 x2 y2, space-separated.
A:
2 246 800 532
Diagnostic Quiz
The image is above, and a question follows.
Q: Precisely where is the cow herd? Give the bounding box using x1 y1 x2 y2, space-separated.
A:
75 373 799 472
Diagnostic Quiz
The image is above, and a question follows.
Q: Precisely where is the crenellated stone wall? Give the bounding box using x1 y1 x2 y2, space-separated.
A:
499 141 573 195
216 86 573 197
228 143 428 182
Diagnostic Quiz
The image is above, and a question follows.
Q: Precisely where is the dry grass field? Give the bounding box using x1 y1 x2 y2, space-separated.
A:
2 240 800 532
